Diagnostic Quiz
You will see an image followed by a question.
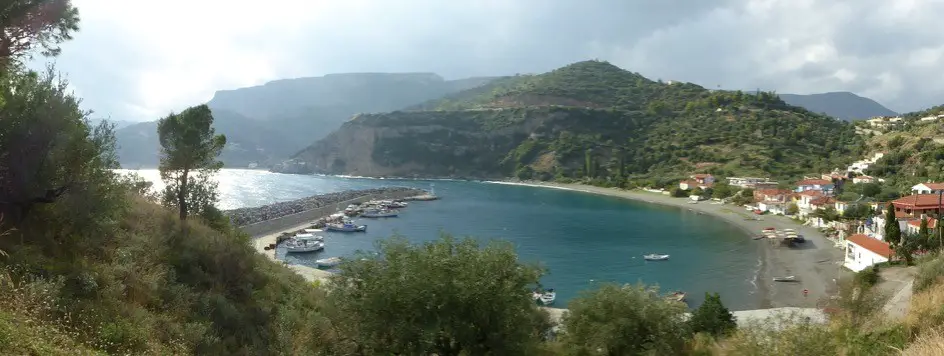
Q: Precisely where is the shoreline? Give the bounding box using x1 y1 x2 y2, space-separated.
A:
485 180 847 309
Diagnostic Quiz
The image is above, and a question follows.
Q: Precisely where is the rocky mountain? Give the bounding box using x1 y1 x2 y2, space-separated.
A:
115 73 496 168
778 92 897 121
296 60 864 180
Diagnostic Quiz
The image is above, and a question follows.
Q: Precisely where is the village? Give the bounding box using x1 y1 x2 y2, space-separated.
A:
670 150 940 275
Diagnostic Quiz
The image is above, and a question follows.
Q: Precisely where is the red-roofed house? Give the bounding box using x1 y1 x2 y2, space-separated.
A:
795 179 835 194
891 194 944 216
753 189 792 202
692 174 715 185
912 183 944 195
844 234 892 272
906 218 938 235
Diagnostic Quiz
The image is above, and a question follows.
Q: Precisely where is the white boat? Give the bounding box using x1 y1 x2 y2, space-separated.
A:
773 275 797 282
666 291 686 302
361 208 398 218
284 236 325 253
325 219 367 232
643 254 670 261
380 200 408 208
316 257 343 268
539 289 556 305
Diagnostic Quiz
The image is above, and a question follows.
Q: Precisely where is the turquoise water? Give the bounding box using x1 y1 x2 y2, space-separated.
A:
120 169 762 310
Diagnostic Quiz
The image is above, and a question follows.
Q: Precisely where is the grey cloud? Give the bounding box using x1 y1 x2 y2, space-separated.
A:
31 0 944 121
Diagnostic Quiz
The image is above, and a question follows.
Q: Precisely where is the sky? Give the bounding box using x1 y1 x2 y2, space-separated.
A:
33 0 944 122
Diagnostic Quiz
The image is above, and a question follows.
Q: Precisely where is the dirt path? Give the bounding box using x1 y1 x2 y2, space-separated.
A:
880 266 917 319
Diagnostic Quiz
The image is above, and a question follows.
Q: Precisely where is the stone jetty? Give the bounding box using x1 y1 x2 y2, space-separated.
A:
228 187 426 237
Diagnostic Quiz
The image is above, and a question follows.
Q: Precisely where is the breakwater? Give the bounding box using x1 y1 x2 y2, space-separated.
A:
229 187 425 237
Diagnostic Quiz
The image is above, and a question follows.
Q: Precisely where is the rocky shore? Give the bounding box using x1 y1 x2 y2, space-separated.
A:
225 187 421 227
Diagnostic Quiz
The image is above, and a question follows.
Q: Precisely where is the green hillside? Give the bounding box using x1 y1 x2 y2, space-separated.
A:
297 60 864 181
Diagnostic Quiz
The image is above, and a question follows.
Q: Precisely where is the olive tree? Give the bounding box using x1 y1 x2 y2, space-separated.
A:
327 235 552 355
560 283 691 355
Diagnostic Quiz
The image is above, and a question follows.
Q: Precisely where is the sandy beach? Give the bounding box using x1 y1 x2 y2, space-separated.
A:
488 181 848 309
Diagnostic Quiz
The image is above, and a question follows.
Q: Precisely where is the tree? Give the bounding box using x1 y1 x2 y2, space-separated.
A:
327 235 551 355
786 203 799 216
0 68 120 226
918 217 931 251
689 292 737 336
671 187 689 198
0 0 80 67
712 182 734 199
560 283 690 355
885 203 902 247
860 183 881 198
157 104 226 220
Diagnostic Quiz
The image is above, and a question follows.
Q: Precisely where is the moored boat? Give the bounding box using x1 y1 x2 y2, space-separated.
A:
325 219 367 232
643 254 670 261
773 275 797 282
539 289 556 305
361 208 399 218
284 235 325 253
316 257 343 268
666 291 686 302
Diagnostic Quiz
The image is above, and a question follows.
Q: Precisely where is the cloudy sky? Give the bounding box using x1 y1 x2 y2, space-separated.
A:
35 0 944 122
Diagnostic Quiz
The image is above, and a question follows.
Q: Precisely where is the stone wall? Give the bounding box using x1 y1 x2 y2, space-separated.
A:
239 189 422 237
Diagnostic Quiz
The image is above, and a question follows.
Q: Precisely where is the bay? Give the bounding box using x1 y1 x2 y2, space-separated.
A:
119 169 762 309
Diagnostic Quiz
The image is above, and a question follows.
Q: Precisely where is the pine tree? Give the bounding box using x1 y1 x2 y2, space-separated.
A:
885 203 901 246
689 292 737 336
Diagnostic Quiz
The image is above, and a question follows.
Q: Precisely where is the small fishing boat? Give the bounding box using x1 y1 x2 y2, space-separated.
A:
643 254 670 261
325 219 367 232
773 275 797 282
666 291 686 302
316 257 343 268
539 289 556 305
361 208 399 218
284 235 325 253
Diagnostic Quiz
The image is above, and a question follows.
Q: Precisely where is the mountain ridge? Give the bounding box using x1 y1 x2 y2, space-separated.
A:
295 60 864 181
778 91 897 121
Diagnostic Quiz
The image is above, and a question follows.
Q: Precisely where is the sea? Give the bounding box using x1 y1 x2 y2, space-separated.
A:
118 169 762 310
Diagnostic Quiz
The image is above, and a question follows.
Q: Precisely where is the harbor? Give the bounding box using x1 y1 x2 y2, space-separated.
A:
246 187 441 284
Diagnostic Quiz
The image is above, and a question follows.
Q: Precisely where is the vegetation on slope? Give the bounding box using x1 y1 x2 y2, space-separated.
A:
304 60 864 181
853 105 944 191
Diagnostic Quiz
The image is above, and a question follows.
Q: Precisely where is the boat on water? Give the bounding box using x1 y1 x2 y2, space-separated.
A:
532 288 556 305
361 208 399 218
284 235 325 253
773 275 797 282
643 254 670 261
666 291 686 302
379 200 408 209
316 257 343 268
325 219 367 232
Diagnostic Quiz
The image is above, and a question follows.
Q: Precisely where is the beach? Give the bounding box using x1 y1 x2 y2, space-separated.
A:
488 181 848 309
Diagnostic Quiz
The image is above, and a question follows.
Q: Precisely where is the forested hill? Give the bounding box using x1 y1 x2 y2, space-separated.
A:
295 60 864 181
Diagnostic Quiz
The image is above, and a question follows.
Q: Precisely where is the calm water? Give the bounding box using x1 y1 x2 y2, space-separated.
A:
119 169 762 309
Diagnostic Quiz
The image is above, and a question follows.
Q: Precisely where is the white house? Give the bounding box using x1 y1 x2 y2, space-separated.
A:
795 179 834 194
852 175 875 184
758 201 787 215
912 183 944 195
727 177 778 189
906 218 937 235
844 234 892 272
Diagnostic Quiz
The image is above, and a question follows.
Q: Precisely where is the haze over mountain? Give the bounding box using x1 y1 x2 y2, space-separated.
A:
114 73 494 167
778 92 897 121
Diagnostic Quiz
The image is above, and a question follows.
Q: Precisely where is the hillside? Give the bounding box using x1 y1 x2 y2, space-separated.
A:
857 104 944 186
115 73 496 168
295 60 864 180
779 92 897 121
